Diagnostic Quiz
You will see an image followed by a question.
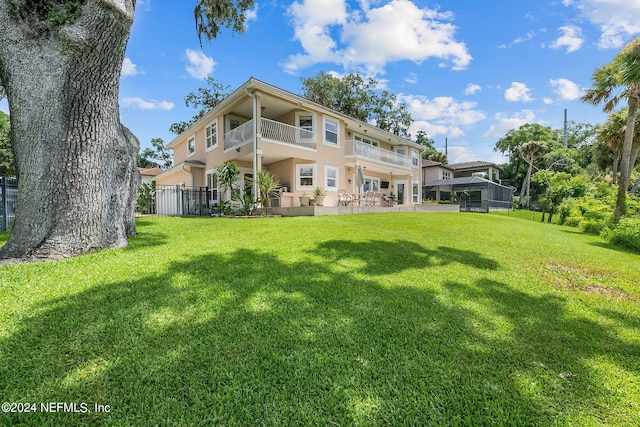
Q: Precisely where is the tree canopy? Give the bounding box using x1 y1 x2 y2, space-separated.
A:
170 77 232 135
137 138 173 170
300 72 413 138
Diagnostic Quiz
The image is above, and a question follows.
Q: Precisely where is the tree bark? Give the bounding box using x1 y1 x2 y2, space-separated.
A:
0 0 139 262
614 93 639 221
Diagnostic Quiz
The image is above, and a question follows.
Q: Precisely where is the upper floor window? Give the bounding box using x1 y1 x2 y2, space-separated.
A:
411 149 419 167
296 112 315 141
323 117 339 147
187 136 196 157
205 121 217 151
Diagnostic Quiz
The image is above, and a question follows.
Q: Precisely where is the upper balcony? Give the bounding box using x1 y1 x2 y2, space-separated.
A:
224 118 316 152
345 140 413 170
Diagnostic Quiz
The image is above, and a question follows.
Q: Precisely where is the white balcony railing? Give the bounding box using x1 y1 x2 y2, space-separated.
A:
224 119 254 151
224 118 316 151
346 140 412 169
261 118 316 149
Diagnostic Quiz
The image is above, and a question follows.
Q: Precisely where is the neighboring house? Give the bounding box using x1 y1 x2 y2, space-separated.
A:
422 160 514 212
154 77 424 212
138 167 164 186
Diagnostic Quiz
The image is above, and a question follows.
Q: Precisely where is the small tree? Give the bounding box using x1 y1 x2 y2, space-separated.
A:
519 141 548 208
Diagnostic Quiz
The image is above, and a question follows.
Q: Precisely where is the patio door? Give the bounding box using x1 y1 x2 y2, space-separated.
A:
395 180 408 205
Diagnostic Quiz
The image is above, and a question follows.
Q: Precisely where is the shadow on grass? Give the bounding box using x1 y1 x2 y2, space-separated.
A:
126 218 169 250
314 240 499 274
0 242 637 425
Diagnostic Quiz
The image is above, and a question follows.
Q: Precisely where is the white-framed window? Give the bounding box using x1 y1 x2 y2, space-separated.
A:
411 148 419 167
364 176 380 192
205 121 217 151
443 170 452 180
323 116 339 147
325 165 338 190
296 164 316 190
295 112 315 142
413 181 420 204
187 135 196 157
354 134 379 147
206 170 221 203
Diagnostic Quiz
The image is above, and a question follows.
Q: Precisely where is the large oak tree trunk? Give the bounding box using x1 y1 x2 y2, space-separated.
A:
0 0 139 261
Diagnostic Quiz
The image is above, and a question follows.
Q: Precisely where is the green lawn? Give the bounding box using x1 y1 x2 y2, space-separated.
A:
1 213 639 426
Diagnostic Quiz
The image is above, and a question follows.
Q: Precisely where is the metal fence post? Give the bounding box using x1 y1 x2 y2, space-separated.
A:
1 176 7 232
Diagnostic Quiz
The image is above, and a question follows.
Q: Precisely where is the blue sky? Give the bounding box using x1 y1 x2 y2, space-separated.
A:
12 0 640 165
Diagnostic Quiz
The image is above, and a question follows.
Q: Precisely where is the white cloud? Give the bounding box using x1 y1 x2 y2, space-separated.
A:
285 0 471 74
549 78 585 100
564 0 640 48
121 57 138 77
121 97 174 111
184 49 216 80
405 72 419 84
402 94 485 141
483 110 538 140
464 84 482 96
504 82 534 102
543 97 554 105
550 25 584 53
447 145 481 164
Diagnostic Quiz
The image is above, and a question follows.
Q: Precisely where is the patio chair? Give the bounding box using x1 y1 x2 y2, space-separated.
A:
365 191 375 206
372 191 382 206
337 189 351 206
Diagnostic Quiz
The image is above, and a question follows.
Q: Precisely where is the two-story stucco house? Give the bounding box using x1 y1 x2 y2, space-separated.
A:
153 78 424 212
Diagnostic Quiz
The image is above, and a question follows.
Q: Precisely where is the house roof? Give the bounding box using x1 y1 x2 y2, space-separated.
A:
168 77 422 151
421 159 453 170
151 160 205 182
424 176 515 189
446 161 503 171
138 167 164 177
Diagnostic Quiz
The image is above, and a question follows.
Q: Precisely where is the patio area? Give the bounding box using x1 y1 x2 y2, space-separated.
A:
269 203 459 216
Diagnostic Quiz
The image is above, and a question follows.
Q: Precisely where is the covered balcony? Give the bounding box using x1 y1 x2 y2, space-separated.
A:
224 118 316 152
345 140 413 170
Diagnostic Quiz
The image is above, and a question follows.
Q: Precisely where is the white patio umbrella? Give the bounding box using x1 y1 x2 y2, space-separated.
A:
356 165 365 194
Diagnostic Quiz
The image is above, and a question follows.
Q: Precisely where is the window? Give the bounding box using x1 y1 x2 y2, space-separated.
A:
323 117 339 147
325 166 338 190
413 182 420 204
205 121 217 151
206 170 220 203
187 136 196 157
443 170 452 180
297 164 316 190
296 112 315 142
364 177 380 192
411 149 419 167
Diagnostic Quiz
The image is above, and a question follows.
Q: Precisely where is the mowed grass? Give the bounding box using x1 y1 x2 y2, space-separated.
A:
0 213 639 426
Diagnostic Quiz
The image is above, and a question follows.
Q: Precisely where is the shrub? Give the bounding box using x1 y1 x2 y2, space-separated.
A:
602 218 640 252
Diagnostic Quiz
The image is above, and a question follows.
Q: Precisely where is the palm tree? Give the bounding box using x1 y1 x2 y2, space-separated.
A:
249 170 280 208
582 37 640 220
519 140 547 208
214 160 240 200
596 109 627 184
